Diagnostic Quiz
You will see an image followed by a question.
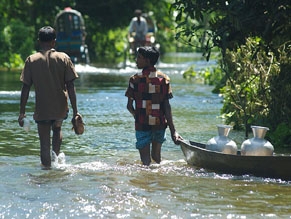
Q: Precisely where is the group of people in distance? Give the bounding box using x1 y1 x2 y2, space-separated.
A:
18 10 183 169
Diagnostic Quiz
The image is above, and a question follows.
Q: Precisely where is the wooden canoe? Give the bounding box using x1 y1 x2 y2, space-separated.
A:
180 140 291 181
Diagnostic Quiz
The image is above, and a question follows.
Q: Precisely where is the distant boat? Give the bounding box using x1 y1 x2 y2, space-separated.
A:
180 140 291 181
54 7 90 64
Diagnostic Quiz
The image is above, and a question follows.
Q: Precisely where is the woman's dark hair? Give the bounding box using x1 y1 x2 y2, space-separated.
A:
138 46 160 65
38 26 56 42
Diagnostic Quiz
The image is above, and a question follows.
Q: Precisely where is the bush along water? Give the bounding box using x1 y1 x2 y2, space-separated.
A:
219 37 291 148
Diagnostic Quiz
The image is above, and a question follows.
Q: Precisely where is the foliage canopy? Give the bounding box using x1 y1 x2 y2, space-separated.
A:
0 0 177 67
172 0 291 146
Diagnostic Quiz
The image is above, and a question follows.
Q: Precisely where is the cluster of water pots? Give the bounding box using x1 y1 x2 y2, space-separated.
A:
206 125 274 156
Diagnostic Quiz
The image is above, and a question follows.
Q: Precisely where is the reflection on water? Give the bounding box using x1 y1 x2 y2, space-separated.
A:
1 55 291 218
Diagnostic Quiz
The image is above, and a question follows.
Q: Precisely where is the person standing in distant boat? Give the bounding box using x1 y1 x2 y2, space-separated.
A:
125 46 183 166
18 26 80 169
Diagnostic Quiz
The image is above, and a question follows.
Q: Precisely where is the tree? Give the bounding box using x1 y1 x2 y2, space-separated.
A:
0 0 74 68
172 0 291 146
0 0 176 66
172 0 291 57
74 0 176 61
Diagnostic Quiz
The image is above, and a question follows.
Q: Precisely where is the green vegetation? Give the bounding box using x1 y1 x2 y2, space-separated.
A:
173 0 291 147
2 0 291 146
0 0 194 69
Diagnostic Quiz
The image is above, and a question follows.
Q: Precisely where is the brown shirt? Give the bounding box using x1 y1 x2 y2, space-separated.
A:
20 49 78 121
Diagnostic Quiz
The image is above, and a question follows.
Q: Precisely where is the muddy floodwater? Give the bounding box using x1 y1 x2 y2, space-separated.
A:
1 54 291 218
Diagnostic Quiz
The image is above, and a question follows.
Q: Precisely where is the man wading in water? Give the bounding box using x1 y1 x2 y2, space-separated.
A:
18 26 80 169
125 46 183 165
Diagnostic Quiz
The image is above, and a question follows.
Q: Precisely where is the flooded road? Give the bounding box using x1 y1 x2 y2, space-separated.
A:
1 55 291 218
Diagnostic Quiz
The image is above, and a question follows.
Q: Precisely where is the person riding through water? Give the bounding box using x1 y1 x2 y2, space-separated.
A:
128 9 148 54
